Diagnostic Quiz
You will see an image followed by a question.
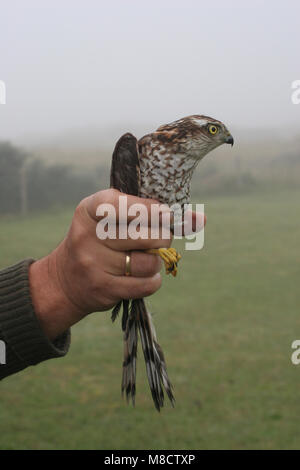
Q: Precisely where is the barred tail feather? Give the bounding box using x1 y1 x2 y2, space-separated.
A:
115 298 175 411
136 299 164 410
154 339 175 407
135 298 175 411
121 302 138 405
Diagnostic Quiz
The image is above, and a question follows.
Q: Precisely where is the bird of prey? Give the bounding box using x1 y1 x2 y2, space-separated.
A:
110 115 234 411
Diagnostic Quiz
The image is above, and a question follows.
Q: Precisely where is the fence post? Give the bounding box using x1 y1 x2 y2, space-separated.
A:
20 161 28 216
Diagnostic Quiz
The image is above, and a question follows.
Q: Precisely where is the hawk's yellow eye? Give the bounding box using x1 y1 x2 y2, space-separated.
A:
208 125 218 135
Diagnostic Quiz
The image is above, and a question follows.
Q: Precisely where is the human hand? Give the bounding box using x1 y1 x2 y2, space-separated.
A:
29 189 173 340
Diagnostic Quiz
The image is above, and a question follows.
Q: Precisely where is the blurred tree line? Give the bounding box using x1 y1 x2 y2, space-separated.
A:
1 138 299 215
0 142 108 215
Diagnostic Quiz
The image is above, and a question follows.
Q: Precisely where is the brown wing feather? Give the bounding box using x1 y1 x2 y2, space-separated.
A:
110 132 140 196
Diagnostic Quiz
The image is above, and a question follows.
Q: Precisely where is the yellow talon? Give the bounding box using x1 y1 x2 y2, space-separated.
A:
146 248 182 277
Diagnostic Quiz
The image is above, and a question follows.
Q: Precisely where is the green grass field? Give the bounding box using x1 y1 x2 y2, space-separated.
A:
1 188 300 450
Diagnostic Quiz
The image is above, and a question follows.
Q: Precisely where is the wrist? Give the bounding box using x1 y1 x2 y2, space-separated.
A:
29 246 84 340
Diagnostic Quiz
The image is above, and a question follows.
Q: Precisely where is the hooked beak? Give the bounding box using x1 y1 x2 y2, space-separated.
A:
225 134 234 146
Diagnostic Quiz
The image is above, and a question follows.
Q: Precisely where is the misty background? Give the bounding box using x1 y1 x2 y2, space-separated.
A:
0 0 299 213
1 0 300 451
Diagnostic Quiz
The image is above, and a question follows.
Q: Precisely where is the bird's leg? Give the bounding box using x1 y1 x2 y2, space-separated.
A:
145 214 183 277
145 248 182 277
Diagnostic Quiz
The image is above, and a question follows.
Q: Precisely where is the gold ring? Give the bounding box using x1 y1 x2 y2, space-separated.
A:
125 253 131 276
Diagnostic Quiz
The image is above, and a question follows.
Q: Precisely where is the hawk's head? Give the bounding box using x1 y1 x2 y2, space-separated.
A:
138 114 234 206
155 114 234 160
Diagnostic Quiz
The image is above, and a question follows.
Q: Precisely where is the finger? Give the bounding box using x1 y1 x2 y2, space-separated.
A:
105 250 162 277
96 220 173 251
110 272 162 300
101 229 173 251
83 189 171 225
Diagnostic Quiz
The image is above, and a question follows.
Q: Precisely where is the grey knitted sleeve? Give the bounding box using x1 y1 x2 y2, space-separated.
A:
0 259 71 380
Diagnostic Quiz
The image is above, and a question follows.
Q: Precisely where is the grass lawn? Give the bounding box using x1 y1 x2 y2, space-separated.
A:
0 188 300 449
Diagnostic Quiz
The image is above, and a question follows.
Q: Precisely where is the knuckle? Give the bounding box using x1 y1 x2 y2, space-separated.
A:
76 251 94 273
74 198 88 220
100 188 120 206
69 221 86 251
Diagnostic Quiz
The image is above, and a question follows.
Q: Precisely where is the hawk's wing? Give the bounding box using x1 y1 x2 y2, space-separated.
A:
110 133 140 196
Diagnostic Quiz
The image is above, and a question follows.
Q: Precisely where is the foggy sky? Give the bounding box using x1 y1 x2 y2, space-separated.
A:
0 0 299 143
